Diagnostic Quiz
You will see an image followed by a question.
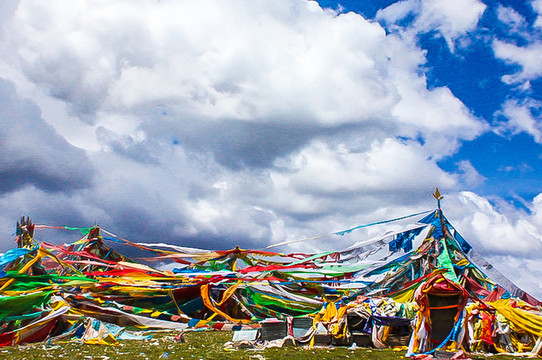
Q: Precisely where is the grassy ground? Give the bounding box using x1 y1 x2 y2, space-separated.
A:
0 330 527 360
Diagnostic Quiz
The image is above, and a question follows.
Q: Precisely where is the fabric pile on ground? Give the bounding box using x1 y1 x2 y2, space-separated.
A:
1 194 541 357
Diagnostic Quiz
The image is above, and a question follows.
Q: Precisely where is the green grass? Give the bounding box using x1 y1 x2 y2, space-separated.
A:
0 331 529 360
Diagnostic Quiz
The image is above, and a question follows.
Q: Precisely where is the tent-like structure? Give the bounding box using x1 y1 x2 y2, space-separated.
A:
1 190 541 356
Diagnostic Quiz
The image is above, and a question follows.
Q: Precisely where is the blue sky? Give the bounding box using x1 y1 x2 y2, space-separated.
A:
0 0 542 296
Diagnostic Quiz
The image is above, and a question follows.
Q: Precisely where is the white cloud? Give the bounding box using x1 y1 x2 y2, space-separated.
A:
490 2 542 93
441 191 542 298
491 2 542 145
480 255 542 300
494 40 542 86
273 138 455 198
451 192 542 256
0 1 487 259
392 84 487 156
416 0 486 47
495 98 542 143
377 0 486 51
3 0 396 127
0 1 483 139
533 0 542 28
497 5 528 35
456 160 485 187
0 78 93 193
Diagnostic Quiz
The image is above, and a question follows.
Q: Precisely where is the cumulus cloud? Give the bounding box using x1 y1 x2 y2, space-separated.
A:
0 1 489 260
488 1 542 155
495 98 542 143
376 0 486 51
441 191 542 296
533 0 542 28
492 2 542 88
494 40 542 86
273 138 455 200
496 5 528 35
1 1 483 147
392 84 486 156
0 78 93 194
456 160 485 188
481 255 542 300
449 192 542 256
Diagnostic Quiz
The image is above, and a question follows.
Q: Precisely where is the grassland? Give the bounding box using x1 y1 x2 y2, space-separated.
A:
0 330 527 360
